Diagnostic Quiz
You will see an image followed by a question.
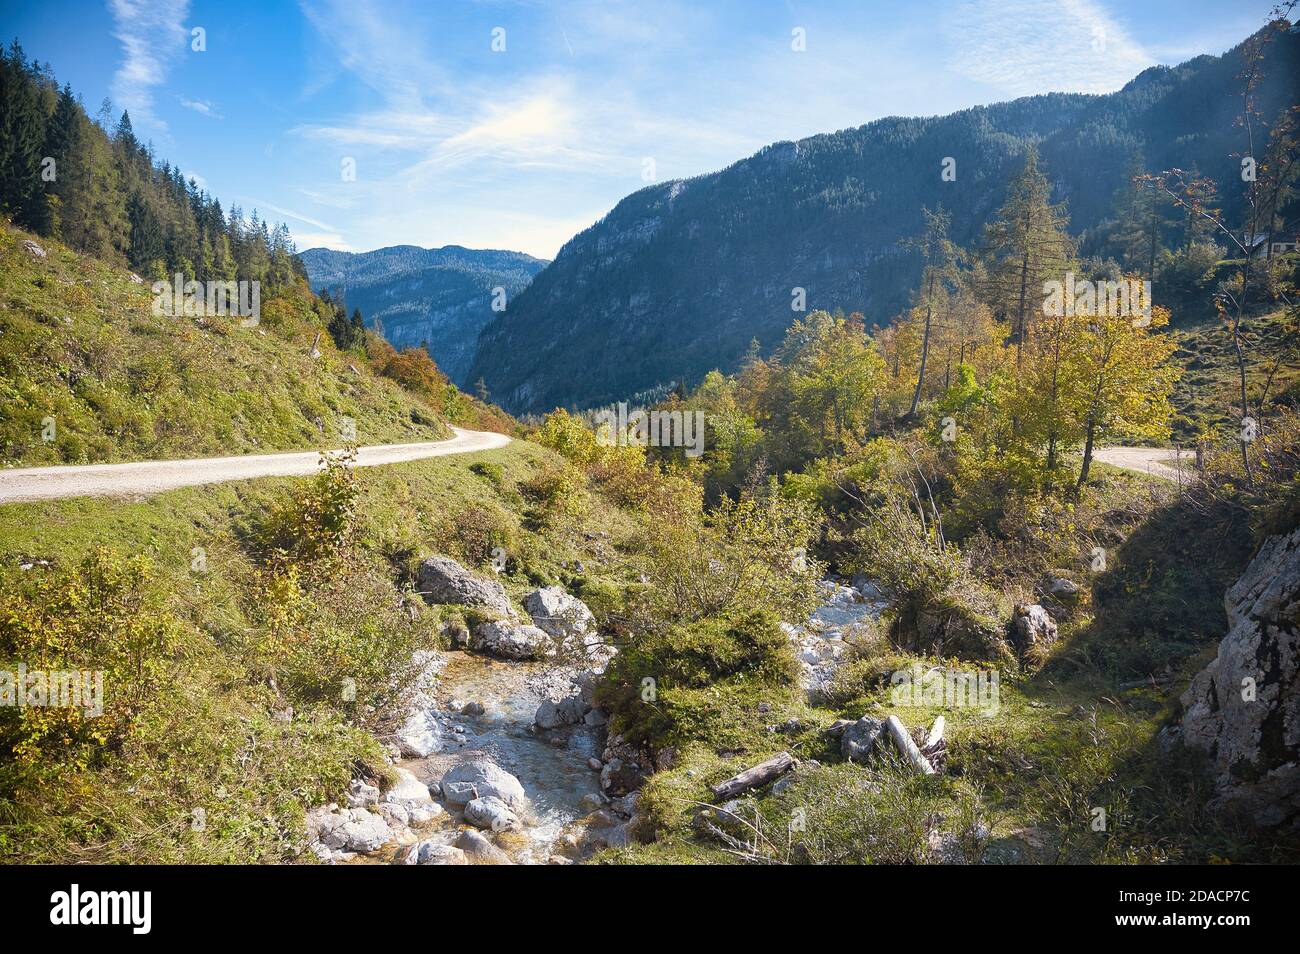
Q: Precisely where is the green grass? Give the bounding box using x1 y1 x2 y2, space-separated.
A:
0 437 645 863
0 222 451 466
1168 307 1298 444
598 458 1298 866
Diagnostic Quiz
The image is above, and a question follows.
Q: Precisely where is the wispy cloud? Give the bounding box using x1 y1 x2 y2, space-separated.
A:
108 0 191 133
944 0 1154 96
179 96 222 119
291 231 354 251
243 199 340 234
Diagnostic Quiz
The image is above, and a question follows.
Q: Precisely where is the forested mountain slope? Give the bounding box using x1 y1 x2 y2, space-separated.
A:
469 28 1300 413
300 245 546 387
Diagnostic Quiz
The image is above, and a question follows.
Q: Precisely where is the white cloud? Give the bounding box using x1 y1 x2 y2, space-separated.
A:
179 96 222 119
944 0 1154 96
290 231 354 251
108 0 191 134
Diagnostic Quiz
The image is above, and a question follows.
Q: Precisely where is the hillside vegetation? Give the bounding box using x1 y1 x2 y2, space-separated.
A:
471 27 1299 413
0 438 650 862
0 223 454 465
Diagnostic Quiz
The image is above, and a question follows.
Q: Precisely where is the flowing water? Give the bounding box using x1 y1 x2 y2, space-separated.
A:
399 652 604 864
364 578 885 864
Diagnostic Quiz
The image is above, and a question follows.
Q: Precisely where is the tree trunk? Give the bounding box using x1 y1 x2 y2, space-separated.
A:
1076 414 1097 491
1015 250 1030 368
711 752 795 800
885 716 935 775
908 304 933 417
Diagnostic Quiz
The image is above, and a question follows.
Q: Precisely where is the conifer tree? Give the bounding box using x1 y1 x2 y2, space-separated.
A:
980 148 1073 367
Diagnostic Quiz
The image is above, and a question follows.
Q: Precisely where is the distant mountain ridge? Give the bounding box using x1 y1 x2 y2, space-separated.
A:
468 28 1300 414
299 244 547 386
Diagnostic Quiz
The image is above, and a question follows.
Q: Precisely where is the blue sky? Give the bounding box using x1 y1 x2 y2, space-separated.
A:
2 0 1281 258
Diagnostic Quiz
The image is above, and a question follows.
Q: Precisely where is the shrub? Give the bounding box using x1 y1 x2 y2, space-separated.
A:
435 501 518 569
255 450 359 562
637 485 820 626
370 341 450 410
520 461 587 528
0 548 180 773
847 490 1012 664
244 561 438 728
596 609 798 746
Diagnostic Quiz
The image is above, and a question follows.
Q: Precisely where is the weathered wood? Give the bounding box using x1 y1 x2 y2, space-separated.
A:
885 715 936 775
711 751 795 799
924 715 945 752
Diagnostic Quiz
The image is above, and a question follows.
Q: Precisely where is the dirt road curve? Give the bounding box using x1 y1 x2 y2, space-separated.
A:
0 427 511 505
1093 445 1195 481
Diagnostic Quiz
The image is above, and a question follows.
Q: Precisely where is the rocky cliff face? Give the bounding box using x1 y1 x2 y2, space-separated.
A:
1179 527 1300 830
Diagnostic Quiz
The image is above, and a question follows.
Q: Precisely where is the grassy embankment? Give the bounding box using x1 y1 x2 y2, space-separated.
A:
0 436 644 863
0 222 454 467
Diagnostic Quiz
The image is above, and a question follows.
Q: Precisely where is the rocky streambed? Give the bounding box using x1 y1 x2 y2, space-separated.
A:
305 558 888 865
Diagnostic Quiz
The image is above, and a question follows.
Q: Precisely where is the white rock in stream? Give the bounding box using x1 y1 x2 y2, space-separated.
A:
525 586 595 639
382 767 443 825
405 841 469 865
786 579 887 700
307 805 395 858
440 760 528 809
396 710 441 758
535 692 587 729
455 828 514 864
464 795 520 831
471 621 554 660
395 650 445 756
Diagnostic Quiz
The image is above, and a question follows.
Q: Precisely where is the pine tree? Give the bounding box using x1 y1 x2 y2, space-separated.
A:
980 148 1073 367
0 42 51 233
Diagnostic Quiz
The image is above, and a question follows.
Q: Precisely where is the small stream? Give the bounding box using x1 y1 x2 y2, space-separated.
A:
341 577 886 865
402 652 603 863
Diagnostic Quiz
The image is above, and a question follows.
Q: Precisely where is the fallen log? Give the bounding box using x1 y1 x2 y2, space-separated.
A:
711 751 795 800
924 716 945 752
885 715 936 775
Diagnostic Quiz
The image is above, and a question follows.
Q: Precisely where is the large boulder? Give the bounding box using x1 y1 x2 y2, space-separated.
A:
405 841 468 865
381 767 442 825
526 586 595 639
455 828 513 864
307 806 395 855
526 586 615 666
1011 604 1058 658
1180 527 1300 830
395 710 440 758
417 555 517 619
440 759 527 809
535 691 587 729
471 620 553 660
464 795 520 831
